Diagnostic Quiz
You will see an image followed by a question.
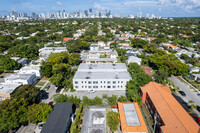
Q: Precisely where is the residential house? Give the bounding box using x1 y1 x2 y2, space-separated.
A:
126 56 141 65
39 47 67 56
192 74 200 83
118 102 148 133
140 66 154 77
41 103 74 133
17 58 28 66
18 66 41 79
0 83 21 101
160 43 180 51
63 37 73 42
5 74 37 85
98 41 106 47
90 44 100 52
81 108 106 133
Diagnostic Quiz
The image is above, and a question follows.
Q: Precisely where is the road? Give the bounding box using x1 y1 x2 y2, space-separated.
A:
63 90 126 99
41 84 57 103
169 75 200 106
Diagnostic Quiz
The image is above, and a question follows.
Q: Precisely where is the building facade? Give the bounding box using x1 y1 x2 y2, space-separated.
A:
140 82 200 133
73 63 131 91
5 74 37 85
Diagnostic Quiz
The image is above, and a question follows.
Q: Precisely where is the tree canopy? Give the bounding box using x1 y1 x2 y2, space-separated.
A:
0 55 20 73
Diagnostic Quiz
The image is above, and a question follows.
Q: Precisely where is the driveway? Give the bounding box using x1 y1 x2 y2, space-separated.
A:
63 90 126 99
169 75 200 106
41 84 57 103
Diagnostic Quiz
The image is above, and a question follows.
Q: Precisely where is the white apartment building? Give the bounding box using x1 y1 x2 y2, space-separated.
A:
39 47 67 56
18 66 41 79
73 63 132 91
90 44 100 52
5 74 37 85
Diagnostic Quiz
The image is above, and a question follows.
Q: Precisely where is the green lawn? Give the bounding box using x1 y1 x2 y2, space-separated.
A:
36 82 46 86
117 57 122 63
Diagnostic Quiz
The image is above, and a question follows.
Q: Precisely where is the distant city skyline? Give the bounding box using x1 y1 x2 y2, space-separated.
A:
0 0 200 17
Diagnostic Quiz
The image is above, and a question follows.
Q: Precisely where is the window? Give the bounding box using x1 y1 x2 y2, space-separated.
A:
100 81 102 83
93 86 98 88
75 86 78 89
121 81 123 83
0 96 5 100
88 81 92 84
118 86 119 88
82 81 83 83
7 97 10 99
101 86 102 88
113 81 116 84
104 81 106 83
93 81 98 84
85 81 87 83
82 86 84 88
75 81 78 84
118 81 120 83
89 86 92 88
85 86 87 88
107 81 111 84
113 86 116 88
121 86 123 88
107 86 111 88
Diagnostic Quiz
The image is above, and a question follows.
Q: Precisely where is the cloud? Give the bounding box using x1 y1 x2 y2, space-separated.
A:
93 3 106 10
157 0 200 11
56 1 62 6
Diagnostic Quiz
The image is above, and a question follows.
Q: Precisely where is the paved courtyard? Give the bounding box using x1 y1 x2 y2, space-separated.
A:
63 90 126 99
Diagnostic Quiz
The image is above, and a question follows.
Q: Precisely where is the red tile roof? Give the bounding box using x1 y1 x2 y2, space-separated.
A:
63 37 73 41
140 66 153 77
141 82 200 133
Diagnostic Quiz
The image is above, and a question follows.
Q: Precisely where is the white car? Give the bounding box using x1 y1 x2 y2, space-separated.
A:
88 90 95 93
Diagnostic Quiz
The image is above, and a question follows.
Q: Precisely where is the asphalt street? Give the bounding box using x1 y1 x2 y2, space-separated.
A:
169 75 200 106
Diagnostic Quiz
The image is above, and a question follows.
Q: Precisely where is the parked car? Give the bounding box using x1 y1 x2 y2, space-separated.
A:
193 115 200 124
88 89 95 93
197 93 200 96
38 124 44 129
179 91 186 96
197 105 200 112
44 85 50 91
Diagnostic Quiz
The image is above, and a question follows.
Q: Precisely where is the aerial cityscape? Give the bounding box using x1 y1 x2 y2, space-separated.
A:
0 0 200 133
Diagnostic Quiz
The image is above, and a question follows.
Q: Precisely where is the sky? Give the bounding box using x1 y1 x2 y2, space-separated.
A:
0 0 200 17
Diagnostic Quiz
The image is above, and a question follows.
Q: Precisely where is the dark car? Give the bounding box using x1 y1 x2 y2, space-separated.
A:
197 105 200 112
38 124 44 129
179 91 186 96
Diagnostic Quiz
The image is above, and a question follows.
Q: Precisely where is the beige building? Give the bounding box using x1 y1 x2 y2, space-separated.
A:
0 83 21 101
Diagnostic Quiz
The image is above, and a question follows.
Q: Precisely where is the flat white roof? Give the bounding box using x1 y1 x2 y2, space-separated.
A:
78 63 127 71
85 58 117 62
73 71 131 80
0 83 21 94
5 74 34 80
123 103 141 126
20 65 40 71
39 47 67 54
